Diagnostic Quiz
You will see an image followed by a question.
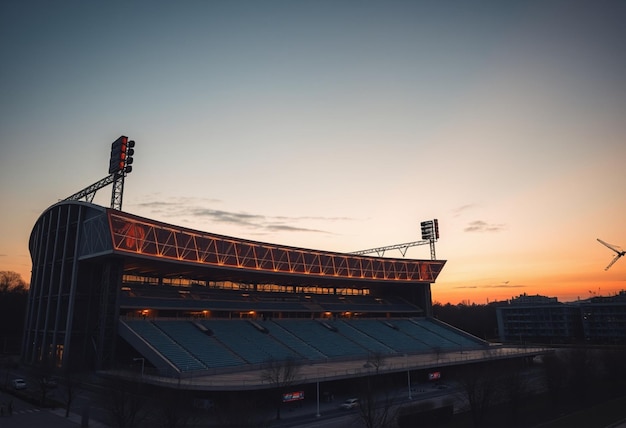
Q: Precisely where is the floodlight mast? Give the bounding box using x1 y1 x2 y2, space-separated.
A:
64 136 135 210
352 219 440 260
110 170 126 211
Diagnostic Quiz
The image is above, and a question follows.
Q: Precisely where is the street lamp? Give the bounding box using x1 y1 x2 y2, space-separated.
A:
316 369 321 417
405 354 412 400
133 358 145 377
316 379 321 417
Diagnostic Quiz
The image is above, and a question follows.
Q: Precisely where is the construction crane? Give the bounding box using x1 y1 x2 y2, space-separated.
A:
597 239 625 271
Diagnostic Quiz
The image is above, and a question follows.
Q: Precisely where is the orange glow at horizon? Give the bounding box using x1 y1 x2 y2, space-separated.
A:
432 276 626 305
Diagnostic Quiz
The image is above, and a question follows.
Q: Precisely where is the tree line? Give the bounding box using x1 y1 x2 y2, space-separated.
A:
432 301 499 341
0 271 28 354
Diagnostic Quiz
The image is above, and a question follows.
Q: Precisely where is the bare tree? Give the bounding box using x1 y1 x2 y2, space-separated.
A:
456 364 497 427
542 351 567 408
433 346 443 363
153 385 197 428
500 366 529 423
599 348 626 397
35 356 54 407
357 354 397 428
0 272 27 354
357 380 396 428
99 377 146 427
214 392 270 428
564 347 597 405
365 351 386 373
397 400 454 428
260 357 301 420
61 367 78 418
0 271 27 292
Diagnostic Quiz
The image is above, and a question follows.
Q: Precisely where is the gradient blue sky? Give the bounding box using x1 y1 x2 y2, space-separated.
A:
1 1 625 304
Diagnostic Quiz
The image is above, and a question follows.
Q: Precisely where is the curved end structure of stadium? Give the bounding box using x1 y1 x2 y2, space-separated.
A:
22 201 547 391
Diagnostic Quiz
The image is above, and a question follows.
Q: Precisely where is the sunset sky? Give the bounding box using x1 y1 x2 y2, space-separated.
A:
1 1 625 304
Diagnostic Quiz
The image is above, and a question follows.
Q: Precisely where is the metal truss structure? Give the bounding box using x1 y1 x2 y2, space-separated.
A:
351 240 434 258
108 211 446 284
65 135 134 210
64 171 127 210
352 219 439 260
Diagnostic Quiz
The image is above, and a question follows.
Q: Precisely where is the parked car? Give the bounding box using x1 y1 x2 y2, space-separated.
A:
12 378 27 390
340 398 359 410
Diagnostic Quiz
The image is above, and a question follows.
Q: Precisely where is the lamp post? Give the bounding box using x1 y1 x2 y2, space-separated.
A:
133 358 145 378
316 379 321 417
405 354 412 400
316 369 321 417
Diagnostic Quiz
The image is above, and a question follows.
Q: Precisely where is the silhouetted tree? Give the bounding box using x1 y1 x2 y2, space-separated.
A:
61 366 78 418
0 271 28 354
260 357 301 420
456 364 497 427
35 355 54 407
153 385 197 428
0 271 27 293
358 353 396 428
432 302 498 340
563 347 597 405
214 392 270 428
542 351 567 408
500 363 529 425
599 347 626 397
99 377 146 427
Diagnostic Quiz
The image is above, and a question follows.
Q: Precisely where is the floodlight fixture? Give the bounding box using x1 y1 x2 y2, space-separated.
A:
108 136 135 175
421 219 439 241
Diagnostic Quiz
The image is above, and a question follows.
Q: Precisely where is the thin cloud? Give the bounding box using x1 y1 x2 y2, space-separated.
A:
132 196 343 235
483 284 525 289
454 282 525 290
452 204 477 217
188 208 264 226
265 224 329 233
464 220 506 233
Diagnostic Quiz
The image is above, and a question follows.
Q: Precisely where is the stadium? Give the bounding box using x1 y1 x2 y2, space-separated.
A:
21 137 544 422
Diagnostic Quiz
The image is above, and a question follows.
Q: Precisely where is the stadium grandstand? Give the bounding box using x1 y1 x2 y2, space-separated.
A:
21 138 546 406
23 200 543 389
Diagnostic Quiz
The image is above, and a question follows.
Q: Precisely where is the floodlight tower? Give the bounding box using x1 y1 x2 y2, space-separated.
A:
108 136 135 210
420 219 439 260
64 135 135 210
352 219 440 260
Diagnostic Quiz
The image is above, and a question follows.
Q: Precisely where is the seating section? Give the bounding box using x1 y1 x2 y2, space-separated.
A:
124 319 206 371
347 319 432 353
122 317 487 373
410 318 487 347
333 320 396 355
199 320 299 364
270 319 369 359
260 321 327 361
155 321 245 368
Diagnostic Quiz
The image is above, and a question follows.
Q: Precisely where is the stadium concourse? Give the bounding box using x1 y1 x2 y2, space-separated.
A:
108 345 545 391
22 200 544 398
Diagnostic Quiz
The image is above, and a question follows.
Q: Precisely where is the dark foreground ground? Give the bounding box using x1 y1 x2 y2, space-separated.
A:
444 392 626 428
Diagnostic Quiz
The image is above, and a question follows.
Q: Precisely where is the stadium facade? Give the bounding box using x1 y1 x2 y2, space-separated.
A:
24 200 505 386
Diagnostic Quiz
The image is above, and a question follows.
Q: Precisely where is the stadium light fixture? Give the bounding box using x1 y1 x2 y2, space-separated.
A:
420 219 439 241
108 136 135 174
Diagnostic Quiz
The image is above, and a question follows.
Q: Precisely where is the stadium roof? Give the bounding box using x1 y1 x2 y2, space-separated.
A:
33 201 446 288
